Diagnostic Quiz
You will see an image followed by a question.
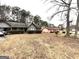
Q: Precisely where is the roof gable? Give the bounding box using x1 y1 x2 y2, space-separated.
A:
27 25 37 31
27 22 41 29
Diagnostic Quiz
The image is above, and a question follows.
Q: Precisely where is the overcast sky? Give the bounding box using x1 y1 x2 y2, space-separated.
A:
0 0 77 26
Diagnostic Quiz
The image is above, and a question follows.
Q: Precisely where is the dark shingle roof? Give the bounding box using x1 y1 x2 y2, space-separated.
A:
6 22 26 28
0 22 10 28
27 22 41 29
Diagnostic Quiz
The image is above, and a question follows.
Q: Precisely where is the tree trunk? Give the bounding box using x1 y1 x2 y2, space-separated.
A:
66 6 71 37
75 14 79 38
65 0 72 37
75 0 79 38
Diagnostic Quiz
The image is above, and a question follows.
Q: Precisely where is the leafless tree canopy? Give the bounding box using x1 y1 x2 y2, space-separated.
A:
43 0 78 37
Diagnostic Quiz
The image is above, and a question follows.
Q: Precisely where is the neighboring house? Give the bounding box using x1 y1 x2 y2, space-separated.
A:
42 25 59 33
42 27 50 33
27 22 41 33
48 24 55 28
47 24 59 33
48 27 59 33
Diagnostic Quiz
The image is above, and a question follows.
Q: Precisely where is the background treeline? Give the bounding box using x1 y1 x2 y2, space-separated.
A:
0 5 48 27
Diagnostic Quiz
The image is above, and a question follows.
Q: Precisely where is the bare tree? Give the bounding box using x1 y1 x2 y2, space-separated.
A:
65 0 72 37
75 0 79 38
43 0 73 37
20 10 30 23
0 5 11 21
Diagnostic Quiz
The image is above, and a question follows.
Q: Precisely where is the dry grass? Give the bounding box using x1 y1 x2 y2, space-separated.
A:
0 33 79 59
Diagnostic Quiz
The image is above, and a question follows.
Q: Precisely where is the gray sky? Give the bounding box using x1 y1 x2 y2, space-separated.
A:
0 0 77 26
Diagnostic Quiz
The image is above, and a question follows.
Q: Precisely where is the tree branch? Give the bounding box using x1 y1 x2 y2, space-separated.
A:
50 10 68 19
61 0 68 5
47 3 67 12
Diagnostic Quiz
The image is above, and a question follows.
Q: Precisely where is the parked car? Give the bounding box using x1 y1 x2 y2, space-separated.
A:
0 32 4 36
2 31 7 35
0 31 7 36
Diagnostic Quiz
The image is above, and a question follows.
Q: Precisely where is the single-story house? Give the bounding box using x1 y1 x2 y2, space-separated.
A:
6 21 27 33
0 21 42 34
0 21 27 34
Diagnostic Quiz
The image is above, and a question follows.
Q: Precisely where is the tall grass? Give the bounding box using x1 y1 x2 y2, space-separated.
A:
0 34 78 59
